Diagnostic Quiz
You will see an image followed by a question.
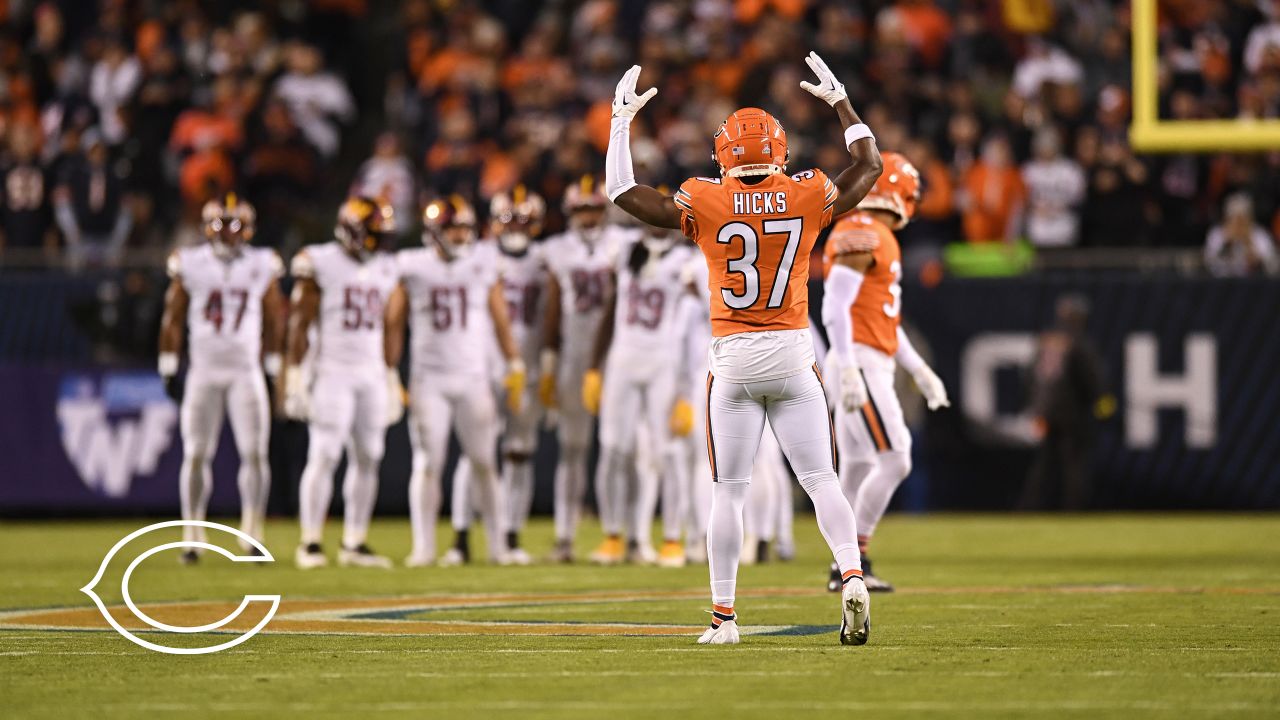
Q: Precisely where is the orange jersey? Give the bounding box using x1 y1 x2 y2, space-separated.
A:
675 170 837 337
823 211 902 356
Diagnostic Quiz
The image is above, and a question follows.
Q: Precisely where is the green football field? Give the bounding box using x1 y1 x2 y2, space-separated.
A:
2 514 1278 719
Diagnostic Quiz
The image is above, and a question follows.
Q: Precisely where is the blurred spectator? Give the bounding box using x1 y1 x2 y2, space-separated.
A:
53 131 131 272
1021 295 1108 511
1204 193 1279 277
351 132 415 235
960 135 1025 243
273 43 353 160
0 124 56 263
88 36 141 146
243 100 320 249
1022 128 1085 248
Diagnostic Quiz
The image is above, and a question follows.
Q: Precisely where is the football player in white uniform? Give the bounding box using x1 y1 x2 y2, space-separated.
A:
285 196 403 569
583 224 696 565
448 186 549 565
538 176 631 562
385 196 526 567
159 195 284 561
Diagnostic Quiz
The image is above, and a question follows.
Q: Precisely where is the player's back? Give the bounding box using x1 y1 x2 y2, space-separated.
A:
675 169 837 382
170 243 282 370
293 241 398 372
397 241 499 376
542 225 630 358
822 211 901 356
611 238 695 358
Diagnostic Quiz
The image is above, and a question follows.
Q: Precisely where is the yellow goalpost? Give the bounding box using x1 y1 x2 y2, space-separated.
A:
1129 0 1280 152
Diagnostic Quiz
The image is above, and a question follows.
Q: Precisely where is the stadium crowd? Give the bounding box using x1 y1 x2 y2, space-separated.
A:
0 0 1278 273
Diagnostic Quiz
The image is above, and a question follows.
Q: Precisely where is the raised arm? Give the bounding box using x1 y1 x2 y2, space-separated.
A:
799 52 883 217
604 65 681 230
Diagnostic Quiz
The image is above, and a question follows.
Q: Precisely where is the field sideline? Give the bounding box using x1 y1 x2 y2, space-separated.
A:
2 514 1278 719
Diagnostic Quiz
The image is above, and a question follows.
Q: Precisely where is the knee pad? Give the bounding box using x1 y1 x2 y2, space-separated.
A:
796 469 840 496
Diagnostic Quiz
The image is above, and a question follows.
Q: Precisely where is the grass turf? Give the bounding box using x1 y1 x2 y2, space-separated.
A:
1 514 1278 718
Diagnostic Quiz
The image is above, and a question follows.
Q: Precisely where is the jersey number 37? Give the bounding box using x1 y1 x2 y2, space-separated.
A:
716 218 803 311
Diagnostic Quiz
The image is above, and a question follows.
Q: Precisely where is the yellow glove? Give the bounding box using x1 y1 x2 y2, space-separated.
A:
538 349 558 409
504 359 526 414
582 369 603 415
669 398 694 437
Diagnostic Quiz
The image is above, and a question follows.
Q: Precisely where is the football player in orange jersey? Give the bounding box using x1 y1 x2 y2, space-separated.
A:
603 54 883 645
821 152 950 593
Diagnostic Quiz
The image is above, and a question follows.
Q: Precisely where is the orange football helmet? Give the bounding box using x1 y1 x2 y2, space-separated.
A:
857 151 921 229
713 108 789 178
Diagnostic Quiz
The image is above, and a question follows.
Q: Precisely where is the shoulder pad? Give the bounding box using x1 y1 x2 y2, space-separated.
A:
166 249 183 279
290 249 315 279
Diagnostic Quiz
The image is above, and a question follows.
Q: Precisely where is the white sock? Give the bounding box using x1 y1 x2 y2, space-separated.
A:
451 458 473 532
341 454 380 549
298 447 338 545
595 447 631 537
237 452 269 544
854 450 911 541
553 446 587 541
179 454 213 544
707 480 749 606
801 472 863 577
659 446 684 541
504 458 534 532
408 450 441 560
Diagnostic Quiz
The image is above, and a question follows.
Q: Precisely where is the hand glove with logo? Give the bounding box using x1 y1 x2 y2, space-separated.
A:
612 64 657 120
838 361 870 413
669 398 694 437
158 352 183 403
385 367 405 426
538 349 558 409
582 369 603 416
282 365 310 420
799 51 847 107
910 365 950 411
504 358 526 414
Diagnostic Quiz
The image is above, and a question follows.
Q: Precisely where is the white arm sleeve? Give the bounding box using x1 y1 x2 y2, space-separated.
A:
604 116 637 201
821 264 863 363
894 326 927 375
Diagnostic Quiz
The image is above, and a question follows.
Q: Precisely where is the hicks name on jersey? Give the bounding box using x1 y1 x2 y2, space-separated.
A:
731 191 788 215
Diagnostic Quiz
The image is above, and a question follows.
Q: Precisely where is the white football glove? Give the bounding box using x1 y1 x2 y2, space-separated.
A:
385 367 405 426
799 51 847 107
838 361 870 413
911 365 950 411
282 366 310 421
612 64 658 121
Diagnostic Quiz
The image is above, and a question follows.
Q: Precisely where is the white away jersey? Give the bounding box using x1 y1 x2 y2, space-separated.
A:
291 241 398 371
168 244 282 371
611 238 696 359
497 245 547 370
541 225 634 359
397 241 501 376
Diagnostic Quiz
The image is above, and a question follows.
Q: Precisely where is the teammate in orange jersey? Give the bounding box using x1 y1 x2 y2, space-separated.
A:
603 54 883 646
821 152 950 593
